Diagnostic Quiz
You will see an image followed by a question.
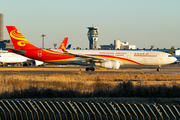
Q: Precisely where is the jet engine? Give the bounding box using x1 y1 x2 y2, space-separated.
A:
100 61 120 69
33 60 44 66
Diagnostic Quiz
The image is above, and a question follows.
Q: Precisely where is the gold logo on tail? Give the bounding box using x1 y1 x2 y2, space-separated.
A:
10 29 30 47
17 41 26 46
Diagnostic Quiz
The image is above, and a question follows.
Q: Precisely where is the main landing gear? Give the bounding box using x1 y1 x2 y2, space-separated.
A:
86 67 95 71
157 65 161 71
86 62 95 71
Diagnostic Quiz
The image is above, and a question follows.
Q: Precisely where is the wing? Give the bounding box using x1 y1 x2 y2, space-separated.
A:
65 52 108 63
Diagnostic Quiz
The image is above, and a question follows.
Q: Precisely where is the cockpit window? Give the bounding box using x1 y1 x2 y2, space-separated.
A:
168 55 172 57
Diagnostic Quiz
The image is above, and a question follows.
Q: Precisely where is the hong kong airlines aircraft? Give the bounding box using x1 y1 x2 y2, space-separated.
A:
6 26 177 71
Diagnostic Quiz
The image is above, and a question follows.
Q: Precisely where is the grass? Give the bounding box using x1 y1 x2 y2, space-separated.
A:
1 81 180 99
0 72 180 99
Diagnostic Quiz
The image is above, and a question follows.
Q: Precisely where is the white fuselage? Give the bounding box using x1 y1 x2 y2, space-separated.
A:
56 49 177 66
0 52 44 66
0 52 29 64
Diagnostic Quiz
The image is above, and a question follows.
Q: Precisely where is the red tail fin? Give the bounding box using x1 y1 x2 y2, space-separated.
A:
58 37 68 49
58 37 68 53
6 26 39 50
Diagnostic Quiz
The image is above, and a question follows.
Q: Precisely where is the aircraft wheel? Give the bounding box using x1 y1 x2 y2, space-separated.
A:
91 68 95 71
86 68 90 71
157 65 161 71
23 63 28 66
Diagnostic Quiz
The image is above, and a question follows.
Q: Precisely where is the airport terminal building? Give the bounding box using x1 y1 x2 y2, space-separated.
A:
0 39 14 50
100 40 136 50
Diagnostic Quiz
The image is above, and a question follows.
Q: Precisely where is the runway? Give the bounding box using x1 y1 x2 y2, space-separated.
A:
0 64 180 74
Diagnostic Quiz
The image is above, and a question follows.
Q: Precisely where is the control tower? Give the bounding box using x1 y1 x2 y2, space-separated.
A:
87 26 99 49
0 12 3 41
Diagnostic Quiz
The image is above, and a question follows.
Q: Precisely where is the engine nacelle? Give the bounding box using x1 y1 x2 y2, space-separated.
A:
100 61 120 69
33 60 44 66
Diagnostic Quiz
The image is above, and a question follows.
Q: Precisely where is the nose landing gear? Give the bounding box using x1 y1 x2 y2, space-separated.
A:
157 65 161 71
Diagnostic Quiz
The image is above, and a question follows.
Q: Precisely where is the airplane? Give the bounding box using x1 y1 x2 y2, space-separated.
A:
66 44 71 49
0 37 69 67
58 38 71 49
0 36 71 67
58 37 68 50
49 37 69 51
171 48 180 63
0 52 44 66
6 26 177 71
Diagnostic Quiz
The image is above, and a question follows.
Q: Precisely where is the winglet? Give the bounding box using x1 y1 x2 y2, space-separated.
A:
169 46 174 55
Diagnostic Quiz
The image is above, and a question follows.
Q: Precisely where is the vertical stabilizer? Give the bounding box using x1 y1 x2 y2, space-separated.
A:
6 26 39 50
169 46 174 55
58 37 68 53
58 37 68 49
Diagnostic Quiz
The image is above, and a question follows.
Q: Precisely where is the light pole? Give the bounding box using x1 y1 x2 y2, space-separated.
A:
53 43 57 49
41 34 46 49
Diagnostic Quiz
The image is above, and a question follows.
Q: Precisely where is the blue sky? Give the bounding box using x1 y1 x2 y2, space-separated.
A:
1 0 180 49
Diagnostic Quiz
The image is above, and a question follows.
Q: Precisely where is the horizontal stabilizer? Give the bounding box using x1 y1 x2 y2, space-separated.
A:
8 49 26 55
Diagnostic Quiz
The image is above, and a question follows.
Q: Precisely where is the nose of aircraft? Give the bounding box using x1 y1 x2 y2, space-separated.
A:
172 56 177 63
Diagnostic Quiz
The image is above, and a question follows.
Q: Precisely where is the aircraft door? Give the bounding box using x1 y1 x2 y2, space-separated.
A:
127 52 132 59
159 53 163 60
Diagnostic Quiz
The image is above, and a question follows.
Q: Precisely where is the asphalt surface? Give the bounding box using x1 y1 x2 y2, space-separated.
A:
0 64 180 74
